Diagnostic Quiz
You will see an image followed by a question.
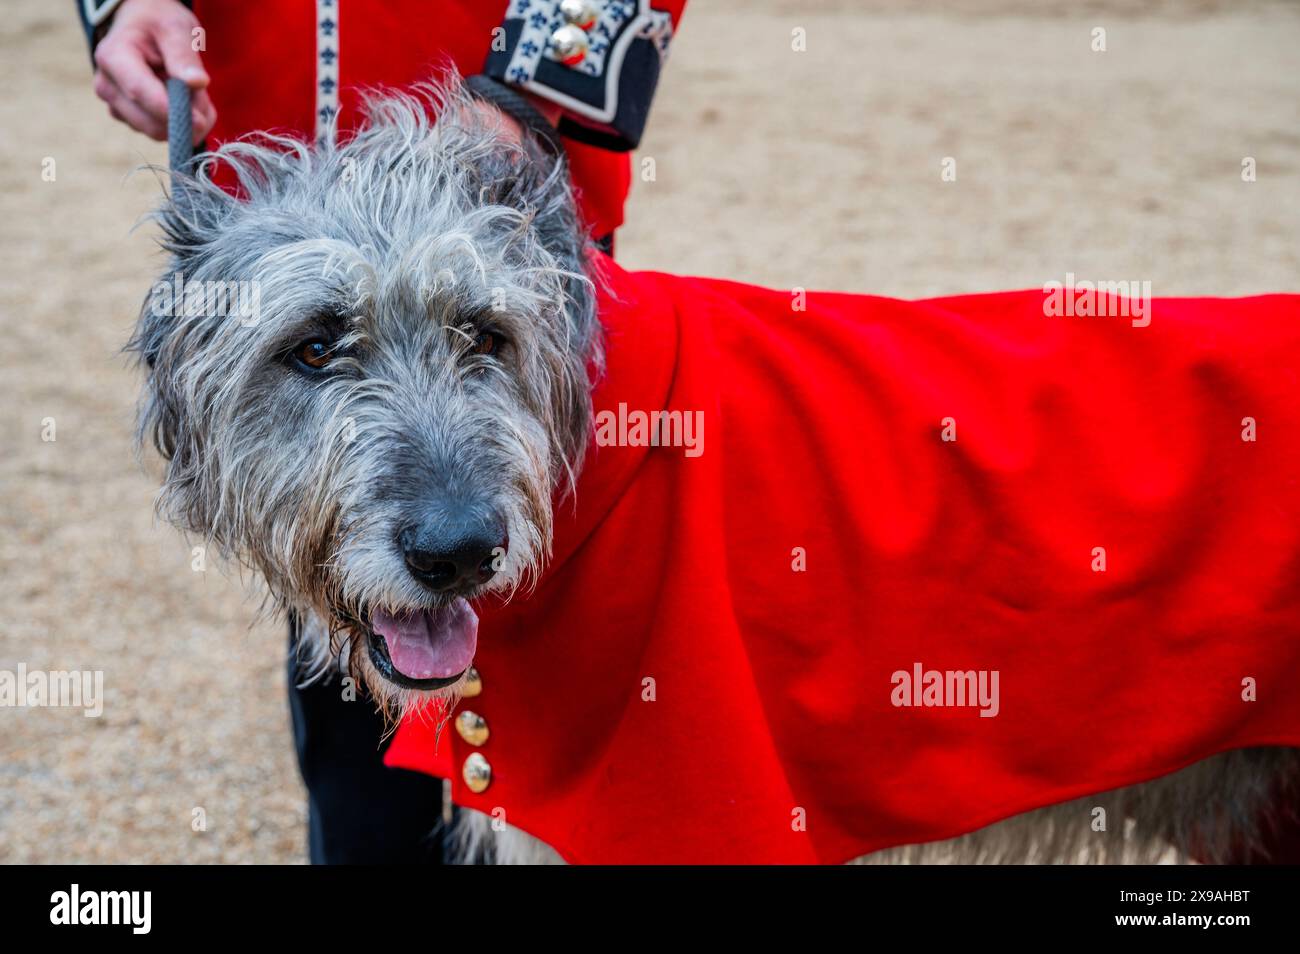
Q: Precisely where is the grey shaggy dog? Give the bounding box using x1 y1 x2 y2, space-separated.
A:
134 81 597 718
131 78 1297 864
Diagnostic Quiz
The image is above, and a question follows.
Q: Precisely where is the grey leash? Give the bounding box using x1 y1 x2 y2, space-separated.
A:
149 78 194 372
166 77 194 173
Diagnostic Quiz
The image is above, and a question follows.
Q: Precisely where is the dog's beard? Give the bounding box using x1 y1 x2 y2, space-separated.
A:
300 588 484 723
177 388 563 719
326 615 470 725
278 611 466 741
286 485 551 718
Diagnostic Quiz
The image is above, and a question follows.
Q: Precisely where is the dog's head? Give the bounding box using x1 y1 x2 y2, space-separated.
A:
132 80 599 709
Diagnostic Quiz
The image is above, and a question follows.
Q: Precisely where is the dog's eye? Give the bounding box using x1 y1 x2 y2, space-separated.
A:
472 331 502 357
292 339 336 371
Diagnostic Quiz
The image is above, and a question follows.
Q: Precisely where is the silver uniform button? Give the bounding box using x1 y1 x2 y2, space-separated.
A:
550 24 591 66
560 0 599 30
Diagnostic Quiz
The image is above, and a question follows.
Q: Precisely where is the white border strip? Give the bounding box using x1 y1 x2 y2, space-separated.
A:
315 0 340 142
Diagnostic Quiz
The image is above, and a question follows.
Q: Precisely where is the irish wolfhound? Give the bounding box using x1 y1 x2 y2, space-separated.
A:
131 79 1298 864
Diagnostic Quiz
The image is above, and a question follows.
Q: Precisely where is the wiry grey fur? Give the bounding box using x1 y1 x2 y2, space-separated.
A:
132 77 1298 864
133 79 599 717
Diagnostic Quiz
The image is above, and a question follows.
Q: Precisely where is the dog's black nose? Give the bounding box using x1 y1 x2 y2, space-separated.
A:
399 514 506 592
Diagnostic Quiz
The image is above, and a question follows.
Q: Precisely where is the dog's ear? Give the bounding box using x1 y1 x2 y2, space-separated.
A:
134 172 240 364
129 171 241 465
478 143 602 478
524 158 601 475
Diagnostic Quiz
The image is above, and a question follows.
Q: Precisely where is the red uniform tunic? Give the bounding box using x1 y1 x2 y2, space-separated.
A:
190 0 687 238
386 264 1300 863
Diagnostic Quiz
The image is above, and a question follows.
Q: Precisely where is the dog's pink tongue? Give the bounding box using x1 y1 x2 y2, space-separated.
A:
372 599 478 680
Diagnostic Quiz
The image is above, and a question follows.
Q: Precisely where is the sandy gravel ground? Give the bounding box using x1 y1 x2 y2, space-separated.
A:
1 0 1297 863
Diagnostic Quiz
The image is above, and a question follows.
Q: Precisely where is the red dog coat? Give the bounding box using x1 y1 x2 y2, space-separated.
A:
386 261 1300 863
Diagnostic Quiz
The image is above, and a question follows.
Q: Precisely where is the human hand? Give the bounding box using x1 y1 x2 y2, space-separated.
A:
92 0 217 144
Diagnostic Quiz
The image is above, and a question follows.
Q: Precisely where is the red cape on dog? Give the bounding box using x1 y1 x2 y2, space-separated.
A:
385 260 1300 863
